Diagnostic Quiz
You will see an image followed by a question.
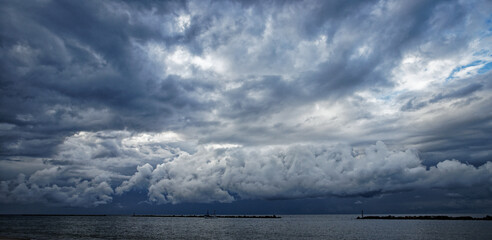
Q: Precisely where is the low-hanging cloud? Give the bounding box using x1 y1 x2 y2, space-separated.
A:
116 141 492 204
0 171 113 207
1 133 491 207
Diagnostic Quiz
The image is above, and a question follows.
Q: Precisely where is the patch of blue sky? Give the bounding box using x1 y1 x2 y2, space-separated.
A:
477 61 492 74
484 14 492 36
446 60 488 81
476 14 492 38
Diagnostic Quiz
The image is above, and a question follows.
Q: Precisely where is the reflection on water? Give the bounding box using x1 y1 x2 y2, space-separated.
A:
1 215 491 239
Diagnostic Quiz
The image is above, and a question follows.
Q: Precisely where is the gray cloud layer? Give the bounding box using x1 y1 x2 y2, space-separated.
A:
1 133 491 207
1 0 492 209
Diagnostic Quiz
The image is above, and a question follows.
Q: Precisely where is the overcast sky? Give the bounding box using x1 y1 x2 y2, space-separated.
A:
1 0 492 214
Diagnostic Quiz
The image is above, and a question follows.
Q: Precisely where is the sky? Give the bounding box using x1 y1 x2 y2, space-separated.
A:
1 0 492 215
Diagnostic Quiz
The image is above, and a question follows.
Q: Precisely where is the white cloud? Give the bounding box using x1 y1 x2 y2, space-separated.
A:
2 130 491 207
176 14 190 32
116 141 492 204
115 163 153 195
145 43 229 79
1 173 113 207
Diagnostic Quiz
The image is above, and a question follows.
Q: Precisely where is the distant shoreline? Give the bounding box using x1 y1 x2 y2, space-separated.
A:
357 215 492 221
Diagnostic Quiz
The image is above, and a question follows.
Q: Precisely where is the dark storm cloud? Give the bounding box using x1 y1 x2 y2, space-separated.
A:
429 83 483 103
400 83 484 111
394 71 492 165
1 0 492 210
203 0 480 124
0 0 211 157
1 0 487 153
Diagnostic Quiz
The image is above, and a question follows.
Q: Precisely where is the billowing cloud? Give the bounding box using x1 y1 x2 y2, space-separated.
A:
115 163 153 195
0 171 113 207
116 141 492 204
2 134 490 207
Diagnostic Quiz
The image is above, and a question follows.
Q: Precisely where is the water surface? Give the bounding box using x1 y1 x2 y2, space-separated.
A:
1 215 491 239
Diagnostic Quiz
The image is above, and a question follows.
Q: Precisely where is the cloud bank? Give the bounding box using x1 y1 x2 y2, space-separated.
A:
1 134 491 206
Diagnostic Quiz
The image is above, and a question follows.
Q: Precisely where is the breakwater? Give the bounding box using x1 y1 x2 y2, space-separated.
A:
132 214 281 218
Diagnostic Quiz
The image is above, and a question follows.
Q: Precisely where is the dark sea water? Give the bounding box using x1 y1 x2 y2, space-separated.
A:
1 215 491 240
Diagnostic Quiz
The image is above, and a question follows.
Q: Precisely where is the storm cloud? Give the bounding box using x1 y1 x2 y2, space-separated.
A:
1 133 491 207
1 0 492 212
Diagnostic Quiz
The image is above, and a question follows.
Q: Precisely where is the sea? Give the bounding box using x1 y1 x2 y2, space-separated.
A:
1 214 491 239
